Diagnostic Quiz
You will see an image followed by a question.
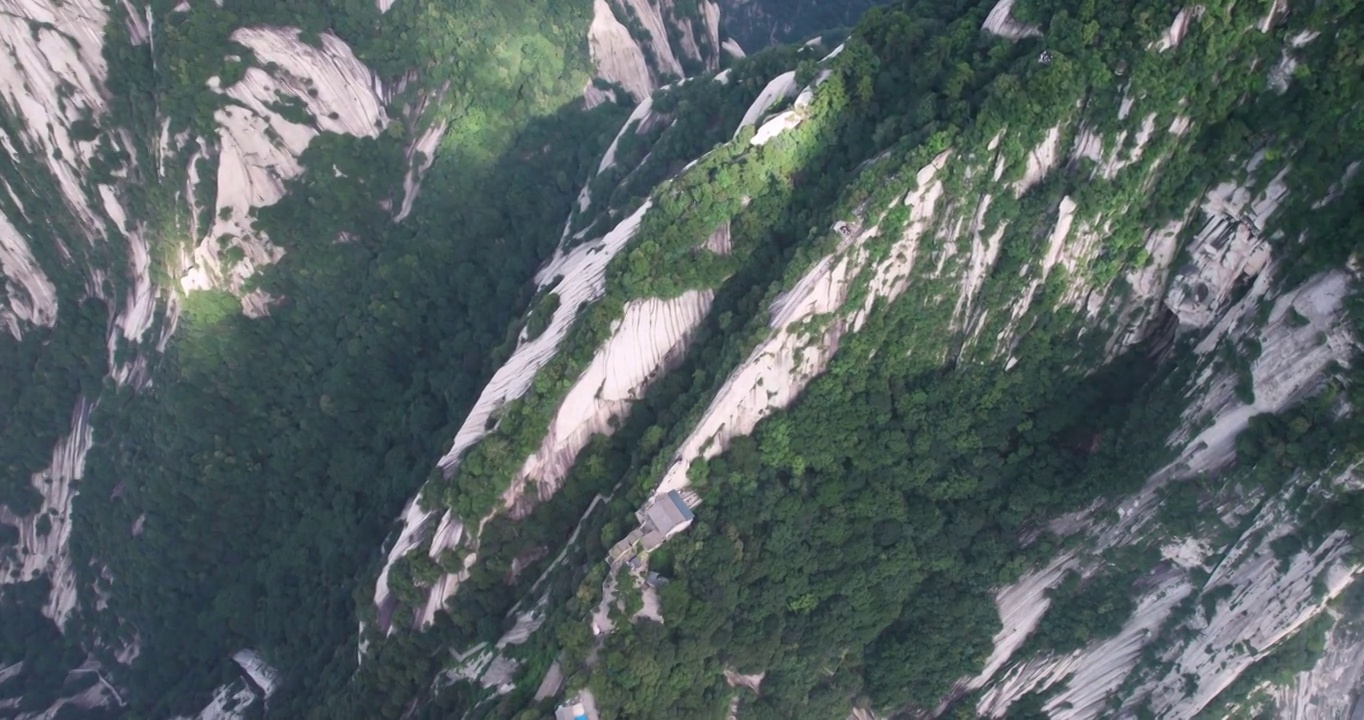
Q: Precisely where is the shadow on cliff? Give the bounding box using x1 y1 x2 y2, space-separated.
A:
74 95 628 718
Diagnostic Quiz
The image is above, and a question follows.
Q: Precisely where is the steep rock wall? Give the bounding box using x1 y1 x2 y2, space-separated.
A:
182 27 387 301
512 290 713 513
373 202 654 630
0 0 113 238
0 0 158 355
544 10 1364 712
1272 608 1364 718
0 399 94 628
0 208 58 335
369 45 813 636
615 0 686 80
587 0 657 105
960 264 1359 717
655 150 952 497
585 0 722 106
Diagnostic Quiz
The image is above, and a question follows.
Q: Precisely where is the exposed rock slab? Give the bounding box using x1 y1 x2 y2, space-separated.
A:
983 0 1042 40
0 398 93 629
0 208 58 334
587 0 656 103
735 71 798 135
655 152 952 497
184 27 387 300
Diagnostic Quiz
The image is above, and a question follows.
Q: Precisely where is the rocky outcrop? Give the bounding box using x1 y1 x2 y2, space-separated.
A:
598 96 657 174
1175 269 1354 474
0 399 94 628
1151 6 1205 52
615 0 686 80
735 71 799 135
585 0 723 106
1014 125 1062 196
587 0 656 105
0 0 115 238
1071 112 1160 182
374 202 654 630
398 245 714 631
673 0 720 69
656 151 952 497
0 0 165 353
961 263 1359 717
394 121 445 222
1143 508 1356 717
982 0 1042 40
182 27 387 300
372 498 438 630
1165 167 1285 329
230 649 280 699
511 290 713 513
438 202 653 476
1273 609 1364 718
742 57 835 147
7 658 125 719
165 651 277 720
0 208 58 336
171 683 259 720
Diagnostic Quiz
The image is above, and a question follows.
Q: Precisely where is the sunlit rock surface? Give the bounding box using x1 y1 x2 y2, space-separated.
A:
587 0 656 104
584 0 721 107
513 290 713 512
1151 6 1204 52
0 0 114 237
735 71 798 135
183 26 387 298
656 152 953 497
982 0 1042 40
373 203 653 630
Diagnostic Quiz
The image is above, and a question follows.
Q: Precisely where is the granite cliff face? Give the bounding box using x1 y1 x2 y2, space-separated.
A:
1 0 1362 718
0 1 775 717
362 1 1364 716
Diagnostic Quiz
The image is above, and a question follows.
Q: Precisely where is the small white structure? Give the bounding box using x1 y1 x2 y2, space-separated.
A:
556 691 600 720
637 491 695 549
606 491 695 566
556 701 588 720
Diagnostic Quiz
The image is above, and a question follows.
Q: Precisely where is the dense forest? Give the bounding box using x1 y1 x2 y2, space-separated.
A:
48 0 627 715
554 0 1364 716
